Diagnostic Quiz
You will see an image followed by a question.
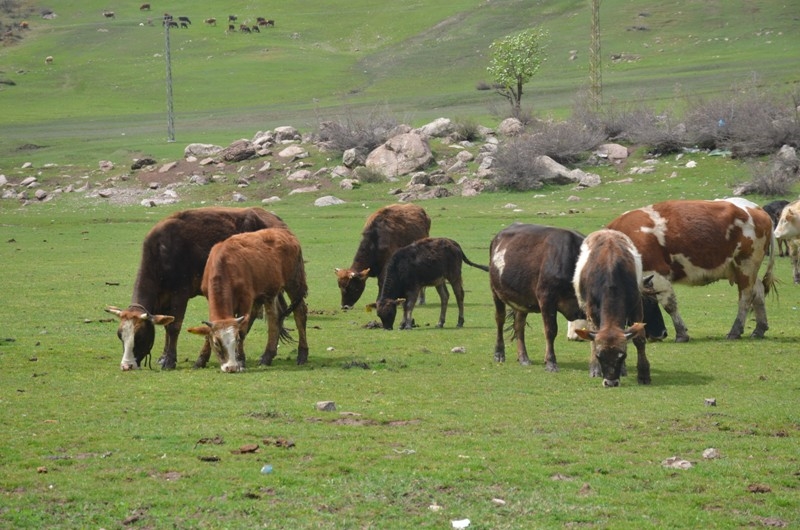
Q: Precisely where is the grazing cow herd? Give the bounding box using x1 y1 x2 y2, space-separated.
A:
101 5 275 34
108 196 790 387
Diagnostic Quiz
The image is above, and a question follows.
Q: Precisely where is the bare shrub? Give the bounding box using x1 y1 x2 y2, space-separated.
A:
315 107 398 155
526 119 606 164
492 135 546 191
685 85 800 158
475 81 492 91
451 116 481 142
353 166 385 184
737 150 800 196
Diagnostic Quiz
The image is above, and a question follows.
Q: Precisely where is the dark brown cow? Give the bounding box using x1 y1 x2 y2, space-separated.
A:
367 238 488 330
763 199 790 257
106 207 287 371
239 24 251 33
140 3 151 10
607 198 776 342
188 229 308 373
572 229 650 387
204 18 217 26
336 204 431 309
489 223 585 371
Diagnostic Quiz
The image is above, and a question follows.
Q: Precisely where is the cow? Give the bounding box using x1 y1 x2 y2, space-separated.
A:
773 199 800 282
251 25 260 33
178 16 191 25
763 199 790 257
227 23 235 32
45 55 53 65
140 3 151 10
572 229 650 387
239 24 251 33
105 207 287 371
366 238 488 330
228 15 238 23
336 204 431 309
187 228 308 373
490 223 586 371
180 21 188 29
103 11 115 19
607 198 776 342
204 18 217 26
257 18 275 27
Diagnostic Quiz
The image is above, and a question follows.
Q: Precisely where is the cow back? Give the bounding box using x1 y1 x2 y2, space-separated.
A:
354 204 431 274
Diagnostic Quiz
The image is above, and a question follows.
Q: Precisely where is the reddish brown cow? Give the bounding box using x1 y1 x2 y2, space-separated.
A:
335 204 431 309
140 3 151 10
572 229 650 387
188 229 309 373
607 198 776 342
106 207 287 371
367 238 488 330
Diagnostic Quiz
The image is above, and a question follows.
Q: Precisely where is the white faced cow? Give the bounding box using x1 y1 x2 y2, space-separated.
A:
607 198 776 342
573 229 650 387
773 199 800 282
106 207 287 371
188 228 308 373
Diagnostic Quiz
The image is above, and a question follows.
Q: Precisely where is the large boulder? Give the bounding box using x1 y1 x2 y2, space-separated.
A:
416 118 452 138
498 118 523 137
366 132 433 178
185 143 223 158
221 140 256 162
534 155 601 187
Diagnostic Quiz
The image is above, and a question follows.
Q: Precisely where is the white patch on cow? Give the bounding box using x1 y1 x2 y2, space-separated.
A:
216 325 243 372
640 205 668 247
491 244 507 276
120 319 137 369
717 197 758 210
668 252 734 285
572 239 591 307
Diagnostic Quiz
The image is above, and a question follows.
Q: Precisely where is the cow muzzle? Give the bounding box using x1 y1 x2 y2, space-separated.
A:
120 362 139 371
603 378 620 388
221 362 244 373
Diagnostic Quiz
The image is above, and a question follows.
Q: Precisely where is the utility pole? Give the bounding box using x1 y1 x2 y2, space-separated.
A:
164 15 175 142
589 0 602 109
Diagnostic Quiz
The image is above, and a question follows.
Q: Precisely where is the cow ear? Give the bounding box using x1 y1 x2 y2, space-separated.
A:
151 314 175 326
574 328 596 341
624 322 646 339
365 303 377 313
236 315 248 326
105 306 122 317
187 325 211 336
642 274 654 289
359 268 371 279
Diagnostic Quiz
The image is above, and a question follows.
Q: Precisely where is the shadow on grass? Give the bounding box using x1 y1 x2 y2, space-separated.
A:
537 359 715 387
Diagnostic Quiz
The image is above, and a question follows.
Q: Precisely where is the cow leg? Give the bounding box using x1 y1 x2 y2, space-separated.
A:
434 282 449 328
750 280 769 339
790 240 800 283
293 299 309 365
588 339 601 378
451 277 466 328
634 334 651 384
400 291 420 330
656 285 690 342
161 295 190 369
514 310 533 366
260 301 280 366
193 336 212 368
541 307 559 372
492 296 507 362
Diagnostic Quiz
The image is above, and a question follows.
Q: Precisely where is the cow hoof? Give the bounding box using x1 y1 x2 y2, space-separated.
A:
436 322 444 328
259 354 275 366
544 361 557 372
494 352 506 363
726 333 742 340
638 377 651 385
675 335 690 343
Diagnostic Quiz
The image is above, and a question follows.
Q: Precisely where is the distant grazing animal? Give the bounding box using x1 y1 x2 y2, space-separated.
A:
106 207 287 371
45 55 53 64
367 238 488 330
188 228 309 373
19 21 29 29
489 223 586 370
178 16 191 25
103 11 115 19
336 204 431 309
166 20 178 28
763 199 790 257
239 24 251 33
227 24 235 32
773 199 800 282
140 3 151 10
251 25 260 33
228 14 238 23
607 198 776 342
180 21 188 28
204 18 217 26
573 229 650 387
257 17 275 27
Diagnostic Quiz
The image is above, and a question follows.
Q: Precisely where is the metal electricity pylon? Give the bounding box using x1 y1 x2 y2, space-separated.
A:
589 0 602 109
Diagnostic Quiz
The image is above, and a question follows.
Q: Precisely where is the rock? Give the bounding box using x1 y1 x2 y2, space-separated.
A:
252 130 275 147
416 117 452 138
188 175 208 185
274 126 300 142
288 184 320 195
314 195 345 206
456 150 474 163
596 143 629 163
315 400 336 412
199 157 216 166
287 169 312 182
342 148 366 168
99 160 114 171
702 448 720 459
19 176 37 187
339 179 359 190
232 192 247 202
262 196 281 204
131 157 157 170
34 189 48 200
661 456 693 469
331 165 351 178
278 144 308 160
366 132 433 177
498 117 523 136
0 174 6 186
221 140 256 162
21 162 34 169
184 143 223 158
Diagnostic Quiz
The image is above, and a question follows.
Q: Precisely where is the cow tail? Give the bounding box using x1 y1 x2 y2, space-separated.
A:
461 250 489 272
276 293 297 343
762 231 778 299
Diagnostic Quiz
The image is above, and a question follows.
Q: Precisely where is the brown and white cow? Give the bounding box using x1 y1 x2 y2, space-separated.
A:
607 198 776 342
572 229 650 387
336 203 431 309
772 199 800 282
106 207 287 371
187 228 309 373
367 238 488 330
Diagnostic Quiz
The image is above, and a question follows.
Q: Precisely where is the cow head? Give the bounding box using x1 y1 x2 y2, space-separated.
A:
335 268 370 309
641 275 668 341
187 316 248 372
366 298 405 330
574 322 645 387
105 306 174 370
774 207 800 240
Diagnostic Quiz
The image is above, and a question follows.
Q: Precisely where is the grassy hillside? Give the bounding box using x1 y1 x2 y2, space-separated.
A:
0 0 798 168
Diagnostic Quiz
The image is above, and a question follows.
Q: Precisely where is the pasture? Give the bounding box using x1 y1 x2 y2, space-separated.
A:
1 148 799 528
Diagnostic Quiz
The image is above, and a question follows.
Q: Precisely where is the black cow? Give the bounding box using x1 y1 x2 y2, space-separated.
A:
572 229 651 387
178 16 191 25
106 207 287 371
367 238 488 330
763 199 790 256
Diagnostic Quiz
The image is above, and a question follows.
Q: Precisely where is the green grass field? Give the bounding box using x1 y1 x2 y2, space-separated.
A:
1 147 799 528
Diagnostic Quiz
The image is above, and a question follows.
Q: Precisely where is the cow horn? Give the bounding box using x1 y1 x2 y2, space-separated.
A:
202 320 213 327
105 306 122 317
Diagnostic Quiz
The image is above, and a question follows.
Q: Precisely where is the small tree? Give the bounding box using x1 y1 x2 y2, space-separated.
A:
487 28 549 116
